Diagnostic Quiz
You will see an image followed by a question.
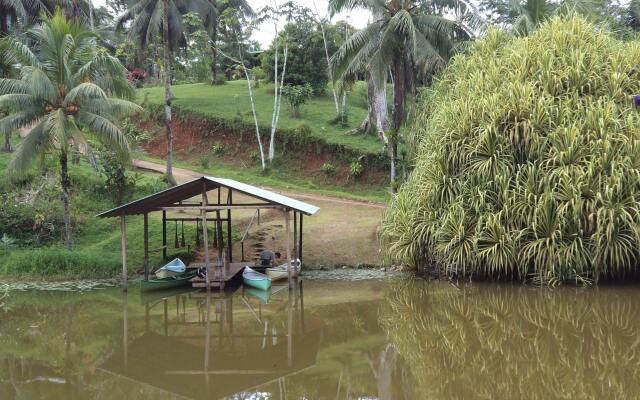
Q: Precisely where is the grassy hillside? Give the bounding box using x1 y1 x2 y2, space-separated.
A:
141 81 383 155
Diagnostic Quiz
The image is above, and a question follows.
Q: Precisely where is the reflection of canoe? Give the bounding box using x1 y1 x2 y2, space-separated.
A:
243 266 271 291
155 258 187 279
140 270 196 292
245 287 271 304
267 259 301 281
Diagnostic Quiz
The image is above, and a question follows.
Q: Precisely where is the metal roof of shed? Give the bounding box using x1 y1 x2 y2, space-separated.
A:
97 176 319 218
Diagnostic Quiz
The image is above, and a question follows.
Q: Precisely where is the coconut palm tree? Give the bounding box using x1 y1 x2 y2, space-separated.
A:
0 11 140 249
0 0 97 32
118 0 216 186
329 0 482 191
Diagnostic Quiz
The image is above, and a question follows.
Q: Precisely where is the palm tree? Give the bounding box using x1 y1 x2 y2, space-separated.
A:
0 11 140 249
118 0 216 186
329 0 482 190
0 0 96 32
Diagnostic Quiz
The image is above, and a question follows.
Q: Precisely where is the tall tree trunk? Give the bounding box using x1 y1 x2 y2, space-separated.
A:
3 132 11 152
163 0 176 186
210 22 218 84
391 57 405 192
60 151 72 250
362 74 388 140
313 0 339 115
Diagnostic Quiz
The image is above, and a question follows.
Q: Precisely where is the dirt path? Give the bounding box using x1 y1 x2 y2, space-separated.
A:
133 159 386 267
133 159 386 209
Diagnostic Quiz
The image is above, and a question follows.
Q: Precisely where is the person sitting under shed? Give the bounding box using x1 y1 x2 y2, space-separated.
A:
259 250 281 266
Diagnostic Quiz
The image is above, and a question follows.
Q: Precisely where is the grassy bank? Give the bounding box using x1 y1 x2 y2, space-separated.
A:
141 81 383 155
138 153 388 203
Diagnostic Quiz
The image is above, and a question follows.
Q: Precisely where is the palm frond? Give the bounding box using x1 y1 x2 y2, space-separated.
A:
8 118 48 175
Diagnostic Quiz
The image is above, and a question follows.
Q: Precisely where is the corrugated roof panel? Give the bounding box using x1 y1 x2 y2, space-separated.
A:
204 176 319 216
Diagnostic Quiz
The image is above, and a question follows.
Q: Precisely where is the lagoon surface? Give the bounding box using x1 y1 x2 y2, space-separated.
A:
1 278 639 399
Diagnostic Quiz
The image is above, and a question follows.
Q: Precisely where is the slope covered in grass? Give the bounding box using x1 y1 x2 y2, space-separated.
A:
141 81 383 154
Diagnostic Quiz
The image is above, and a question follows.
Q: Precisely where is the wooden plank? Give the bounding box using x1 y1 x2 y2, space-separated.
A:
120 215 128 290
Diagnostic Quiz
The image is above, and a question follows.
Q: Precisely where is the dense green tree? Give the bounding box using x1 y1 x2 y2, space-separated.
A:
261 18 341 93
207 0 254 84
118 0 216 185
0 12 140 249
329 0 479 190
381 17 640 282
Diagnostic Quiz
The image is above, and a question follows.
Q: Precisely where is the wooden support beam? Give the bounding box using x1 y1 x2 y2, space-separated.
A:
153 204 283 212
162 211 167 260
202 183 211 290
227 190 233 263
143 213 149 280
284 209 292 290
216 210 223 264
293 212 298 260
120 215 128 290
299 214 304 262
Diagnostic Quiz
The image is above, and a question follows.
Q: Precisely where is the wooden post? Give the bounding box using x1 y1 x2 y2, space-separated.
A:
204 293 211 390
298 214 304 262
123 290 128 369
143 213 149 280
293 212 298 260
202 184 211 290
163 299 168 336
120 215 128 290
284 209 292 290
227 190 233 262
162 210 167 260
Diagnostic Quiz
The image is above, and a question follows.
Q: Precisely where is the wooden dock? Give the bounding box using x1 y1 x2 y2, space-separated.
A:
188 262 249 290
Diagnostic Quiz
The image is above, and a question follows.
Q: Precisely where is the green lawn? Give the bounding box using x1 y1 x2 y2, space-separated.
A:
141 80 383 154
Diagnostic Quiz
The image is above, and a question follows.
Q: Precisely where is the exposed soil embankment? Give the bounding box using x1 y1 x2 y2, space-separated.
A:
137 106 389 189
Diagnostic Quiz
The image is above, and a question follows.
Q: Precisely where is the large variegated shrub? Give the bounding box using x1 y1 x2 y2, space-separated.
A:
381 17 640 282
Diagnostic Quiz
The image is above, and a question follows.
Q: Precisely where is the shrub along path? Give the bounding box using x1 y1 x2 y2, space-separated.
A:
133 160 385 268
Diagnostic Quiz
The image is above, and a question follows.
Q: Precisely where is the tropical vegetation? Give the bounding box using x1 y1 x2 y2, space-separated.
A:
0 11 139 249
381 16 640 283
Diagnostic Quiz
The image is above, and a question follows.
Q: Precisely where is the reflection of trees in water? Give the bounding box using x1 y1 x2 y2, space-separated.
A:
380 280 640 400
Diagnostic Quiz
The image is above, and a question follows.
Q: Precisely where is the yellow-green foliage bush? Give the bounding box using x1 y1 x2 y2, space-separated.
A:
381 17 640 282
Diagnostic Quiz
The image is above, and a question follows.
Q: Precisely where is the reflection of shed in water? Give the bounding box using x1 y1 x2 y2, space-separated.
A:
101 288 321 399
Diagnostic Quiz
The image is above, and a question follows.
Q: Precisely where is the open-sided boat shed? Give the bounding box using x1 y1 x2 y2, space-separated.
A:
97 176 319 290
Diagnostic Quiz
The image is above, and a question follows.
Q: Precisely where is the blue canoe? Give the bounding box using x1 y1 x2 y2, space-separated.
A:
154 258 187 279
242 266 272 291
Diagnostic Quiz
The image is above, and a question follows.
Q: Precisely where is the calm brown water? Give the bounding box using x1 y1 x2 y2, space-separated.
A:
1 279 639 399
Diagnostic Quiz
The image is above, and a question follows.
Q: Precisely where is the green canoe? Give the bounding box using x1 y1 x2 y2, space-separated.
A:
139 270 196 292
242 266 271 291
